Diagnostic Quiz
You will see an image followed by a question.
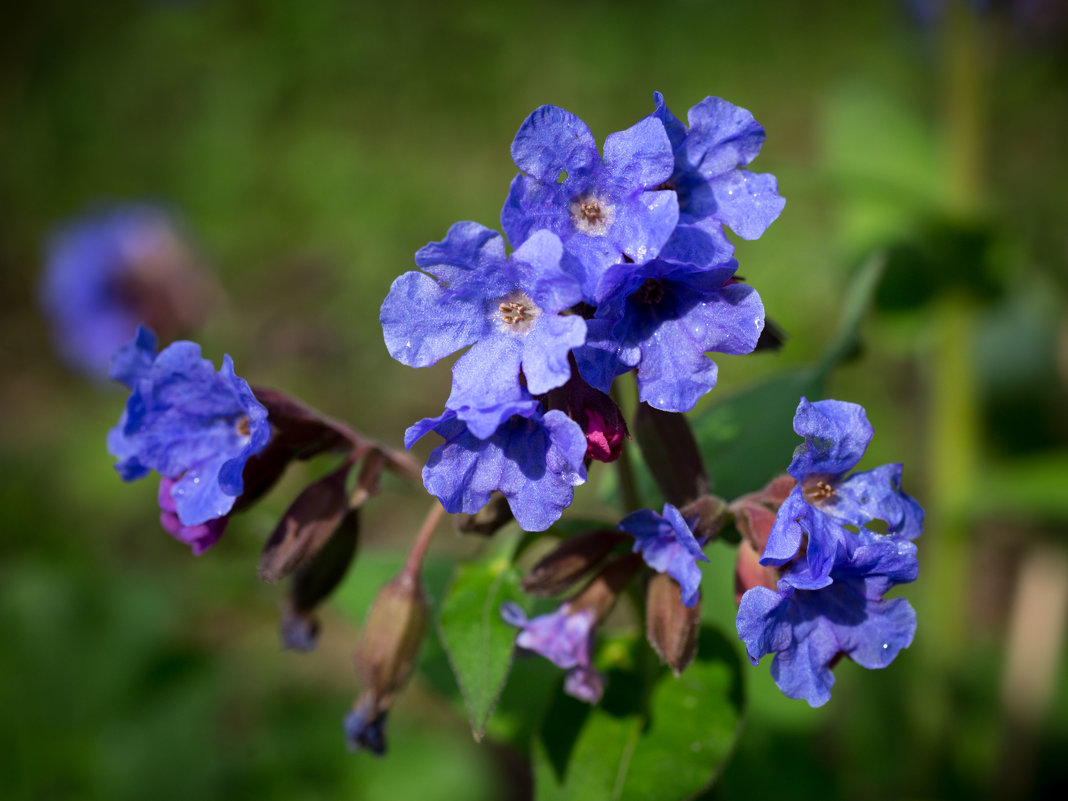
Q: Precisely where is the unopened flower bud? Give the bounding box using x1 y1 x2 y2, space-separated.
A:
282 508 360 651
351 570 429 733
544 367 629 463
633 402 707 506
568 552 643 622
734 539 779 606
729 475 796 553
455 491 514 536
259 462 353 582
645 572 701 676
522 529 628 596
679 494 729 544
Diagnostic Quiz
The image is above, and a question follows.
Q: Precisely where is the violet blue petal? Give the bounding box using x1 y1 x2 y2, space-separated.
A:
787 397 874 481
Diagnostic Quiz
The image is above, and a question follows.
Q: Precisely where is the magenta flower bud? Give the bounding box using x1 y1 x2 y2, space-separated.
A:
544 368 629 464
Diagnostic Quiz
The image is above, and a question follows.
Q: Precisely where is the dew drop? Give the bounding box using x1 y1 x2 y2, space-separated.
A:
881 642 889 649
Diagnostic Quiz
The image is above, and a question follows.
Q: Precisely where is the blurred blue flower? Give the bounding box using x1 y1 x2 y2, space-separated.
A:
40 204 212 377
736 531 918 707
404 398 587 532
760 398 924 589
577 259 764 412
501 104 678 301
650 92 785 243
501 602 603 703
380 222 585 408
619 503 708 607
107 327 270 548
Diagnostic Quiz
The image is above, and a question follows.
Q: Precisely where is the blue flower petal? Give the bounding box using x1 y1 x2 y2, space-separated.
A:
787 397 874 480
510 105 599 184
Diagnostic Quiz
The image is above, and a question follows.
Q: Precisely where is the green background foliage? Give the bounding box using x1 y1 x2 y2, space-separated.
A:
2 1 1067 799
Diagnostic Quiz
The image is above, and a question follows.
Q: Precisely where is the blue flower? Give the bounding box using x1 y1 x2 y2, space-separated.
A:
651 92 785 243
501 602 604 703
404 399 587 532
736 531 918 707
760 398 924 590
107 327 271 542
380 223 586 409
618 504 708 607
39 204 209 377
501 105 679 301
577 259 764 412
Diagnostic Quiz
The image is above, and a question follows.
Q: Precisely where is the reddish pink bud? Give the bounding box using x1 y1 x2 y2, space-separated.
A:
734 539 779 605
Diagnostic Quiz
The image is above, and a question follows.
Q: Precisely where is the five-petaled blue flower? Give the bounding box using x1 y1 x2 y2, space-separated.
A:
619 503 709 606
501 105 679 301
381 223 585 410
577 259 764 412
404 397 587 532
759 398 924 590
107 327 270 550
501 602 604 703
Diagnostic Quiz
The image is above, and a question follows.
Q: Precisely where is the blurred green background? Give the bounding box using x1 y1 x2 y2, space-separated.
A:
2 0 1067 799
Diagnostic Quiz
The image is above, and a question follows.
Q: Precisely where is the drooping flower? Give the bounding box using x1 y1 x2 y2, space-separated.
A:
107 327 270 550
404 398 587 532
40 204 214 377
577 260 764 412
619 503 708 607
380 223 586 409
500 602 604 703
650 92 785 244
736 531 918 707
500 105 678 300
760 398 924 590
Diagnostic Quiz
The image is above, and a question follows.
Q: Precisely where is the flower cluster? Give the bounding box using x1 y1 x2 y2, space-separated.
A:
735 398 924 706
383 93 783 531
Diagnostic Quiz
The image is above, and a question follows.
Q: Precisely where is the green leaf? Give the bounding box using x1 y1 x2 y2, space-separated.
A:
533 627 744 801
437 539 528 741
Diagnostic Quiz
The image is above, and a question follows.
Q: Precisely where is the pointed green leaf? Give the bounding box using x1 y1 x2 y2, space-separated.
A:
437 543 528 741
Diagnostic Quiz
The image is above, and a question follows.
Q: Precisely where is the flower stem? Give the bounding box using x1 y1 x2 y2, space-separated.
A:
401 501 446 583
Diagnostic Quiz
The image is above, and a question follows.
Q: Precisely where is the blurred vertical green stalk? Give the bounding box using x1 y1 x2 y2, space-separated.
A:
925 0 983 658
916 0 986 780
